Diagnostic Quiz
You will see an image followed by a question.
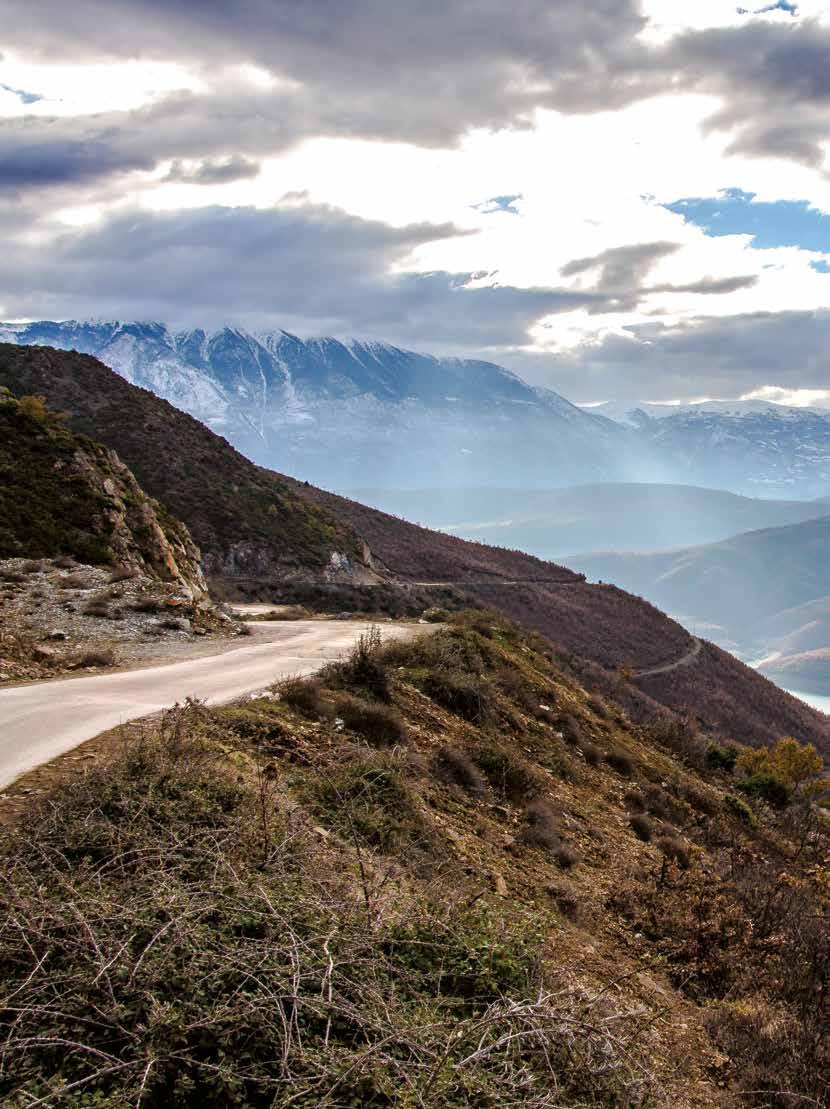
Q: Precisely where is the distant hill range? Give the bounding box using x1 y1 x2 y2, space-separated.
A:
347 483 830 557
2 341 828 752
5 319 830 496
572 515 830 691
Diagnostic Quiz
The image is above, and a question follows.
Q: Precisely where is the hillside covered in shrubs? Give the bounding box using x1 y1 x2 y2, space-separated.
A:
0 387 203 589
2 612 829 1105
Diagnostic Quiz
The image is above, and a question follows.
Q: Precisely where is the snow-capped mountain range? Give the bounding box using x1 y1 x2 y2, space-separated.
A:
593 400 830 496
0 320 641 489
2 319 830 496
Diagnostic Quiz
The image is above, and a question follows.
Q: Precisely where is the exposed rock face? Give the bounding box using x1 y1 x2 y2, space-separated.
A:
68 443 207 597
0 388 206 598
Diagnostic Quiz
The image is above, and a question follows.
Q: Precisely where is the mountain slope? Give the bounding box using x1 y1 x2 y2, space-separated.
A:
0 343 369 582
0 320 640 489
0 386 203 591
6 611 830 1105
287 479 830 750
345 483 829 557
3 343 829 752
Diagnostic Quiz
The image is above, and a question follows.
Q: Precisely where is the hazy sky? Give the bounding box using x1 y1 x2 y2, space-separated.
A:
3 0 830 403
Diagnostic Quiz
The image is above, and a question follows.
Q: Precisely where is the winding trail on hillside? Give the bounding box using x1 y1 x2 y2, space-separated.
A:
633 636 702 680
0 620 418 790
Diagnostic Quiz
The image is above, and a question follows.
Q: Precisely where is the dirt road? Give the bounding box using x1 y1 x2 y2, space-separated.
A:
633 636 703 680
0 620 417 789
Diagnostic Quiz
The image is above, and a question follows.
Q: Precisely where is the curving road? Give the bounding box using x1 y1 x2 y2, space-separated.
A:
0 620 417 790
633 636 702 680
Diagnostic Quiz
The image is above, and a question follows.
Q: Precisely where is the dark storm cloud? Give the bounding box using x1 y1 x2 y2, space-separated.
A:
4 3 830 198
561 242 680 289
660 19 830 168
559 242 754 314
0 1 656 172
164 156 261 185
0 131 153 188
507 309 830 403
648 275 759 295
0 202 605 345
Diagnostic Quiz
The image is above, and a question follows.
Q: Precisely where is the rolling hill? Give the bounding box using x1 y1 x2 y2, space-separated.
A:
346 483 830 557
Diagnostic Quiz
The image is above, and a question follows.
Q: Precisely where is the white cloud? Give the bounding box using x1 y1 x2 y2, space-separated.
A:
6 2 830 402
742 384 830 407
0 53 205 118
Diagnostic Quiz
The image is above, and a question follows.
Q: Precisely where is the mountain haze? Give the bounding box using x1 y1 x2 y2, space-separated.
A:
346 483 830 557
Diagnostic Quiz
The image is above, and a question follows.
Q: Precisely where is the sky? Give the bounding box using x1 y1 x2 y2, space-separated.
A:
3 1 830 405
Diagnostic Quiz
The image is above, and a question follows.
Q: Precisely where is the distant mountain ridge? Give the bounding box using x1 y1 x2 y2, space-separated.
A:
594 399 830 497
345 483 830 558
5 318 830 495
571 515 830 677
0 320 638 490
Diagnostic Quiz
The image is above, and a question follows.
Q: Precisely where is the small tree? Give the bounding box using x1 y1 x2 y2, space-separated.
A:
736 737 830 799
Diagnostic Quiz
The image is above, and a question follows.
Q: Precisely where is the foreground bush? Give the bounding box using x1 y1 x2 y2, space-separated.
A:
0 709 660 1107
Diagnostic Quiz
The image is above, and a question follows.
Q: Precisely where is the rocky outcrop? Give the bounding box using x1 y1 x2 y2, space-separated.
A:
0 389 206 599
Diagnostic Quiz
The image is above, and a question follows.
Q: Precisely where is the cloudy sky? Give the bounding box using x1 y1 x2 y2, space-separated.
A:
3 0 830 404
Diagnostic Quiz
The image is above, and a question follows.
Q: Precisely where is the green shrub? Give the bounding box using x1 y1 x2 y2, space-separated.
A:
435 745 486 794
736 772 791 808
305 756 427 854
475 743 541 802
624 789 646 813
72 648 115 669
706 743 739 772
605 747 635 776
656 835 691 869
82 599 112 618
725 793 756 825
554 844 580 869
629 814 653 842
131 595 163 613
278 674 330 718
328 626 391 701
559 714 581 745
579 739 601 766
519 799 560 849
422 669 495 724
388 905 537 1016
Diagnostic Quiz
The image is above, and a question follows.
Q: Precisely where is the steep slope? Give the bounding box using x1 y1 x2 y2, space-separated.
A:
0 320 640 489
287 479 830 750
3 343 829 751
346 482 829 557
0 387 203 590
3 612 830 1105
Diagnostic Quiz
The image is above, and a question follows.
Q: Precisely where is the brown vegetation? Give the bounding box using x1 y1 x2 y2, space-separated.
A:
2 613 830 1104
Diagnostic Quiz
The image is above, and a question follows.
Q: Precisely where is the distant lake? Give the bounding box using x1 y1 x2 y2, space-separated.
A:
784 688 830 716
